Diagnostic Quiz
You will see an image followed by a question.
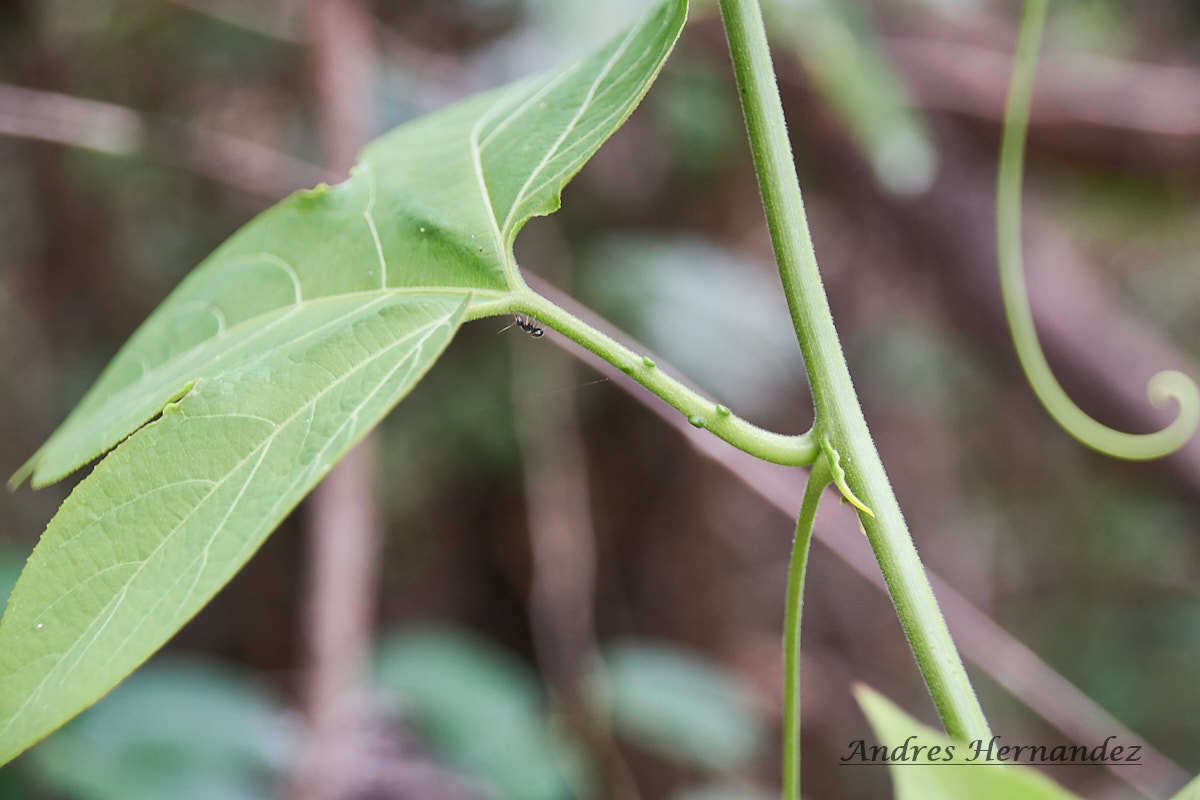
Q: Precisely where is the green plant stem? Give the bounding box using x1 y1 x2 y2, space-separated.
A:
997 0 1199 461
717 0 991 743
783 461 829 800
513 289 819 466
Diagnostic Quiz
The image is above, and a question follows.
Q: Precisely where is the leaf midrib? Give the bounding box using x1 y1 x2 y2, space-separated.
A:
30 285 503 485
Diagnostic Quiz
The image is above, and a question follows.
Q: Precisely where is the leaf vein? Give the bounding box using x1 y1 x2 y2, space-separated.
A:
361 163 389 289
500 19 643 236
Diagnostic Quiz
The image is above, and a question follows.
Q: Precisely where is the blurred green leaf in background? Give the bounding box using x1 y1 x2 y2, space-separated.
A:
374 627 585 800
591 641 766 771
29 661 295 800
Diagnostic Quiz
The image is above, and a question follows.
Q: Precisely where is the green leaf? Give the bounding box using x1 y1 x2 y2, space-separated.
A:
374 628 584 800
854 685 1079 800
0 294 465 764
0 0 686 766
590 641 765 770
13 0 687 490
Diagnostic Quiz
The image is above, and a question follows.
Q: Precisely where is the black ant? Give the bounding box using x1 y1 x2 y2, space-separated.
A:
499 314 544 338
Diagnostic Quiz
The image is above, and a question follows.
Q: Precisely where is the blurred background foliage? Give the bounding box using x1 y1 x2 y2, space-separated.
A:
1 0 1199 798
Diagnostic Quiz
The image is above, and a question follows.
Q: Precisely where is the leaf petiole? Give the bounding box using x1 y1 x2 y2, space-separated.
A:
508 287 821 467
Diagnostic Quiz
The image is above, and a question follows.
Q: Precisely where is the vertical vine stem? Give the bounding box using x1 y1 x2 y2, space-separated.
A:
782 462 830 800
716 0 992 752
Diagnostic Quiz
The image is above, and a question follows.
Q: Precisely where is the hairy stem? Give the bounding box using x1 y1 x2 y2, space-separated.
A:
783 461 830 800
513 289 820 467
717 0 991 743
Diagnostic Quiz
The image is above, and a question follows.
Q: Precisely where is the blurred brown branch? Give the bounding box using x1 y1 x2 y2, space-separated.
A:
0 84 143 155
890 36 1200 138
887 36 1200 169
0 82 332 198
511 251 643 800
295 0 380 799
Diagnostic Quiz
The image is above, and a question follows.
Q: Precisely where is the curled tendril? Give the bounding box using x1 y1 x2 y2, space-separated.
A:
997 0 1199 461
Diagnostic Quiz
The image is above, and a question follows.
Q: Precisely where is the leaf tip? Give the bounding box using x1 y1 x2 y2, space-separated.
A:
7 452 39 492
850 684 892 725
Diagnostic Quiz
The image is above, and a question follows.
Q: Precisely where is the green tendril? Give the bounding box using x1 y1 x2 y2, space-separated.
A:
782 460 830 800
998 0 1199 461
